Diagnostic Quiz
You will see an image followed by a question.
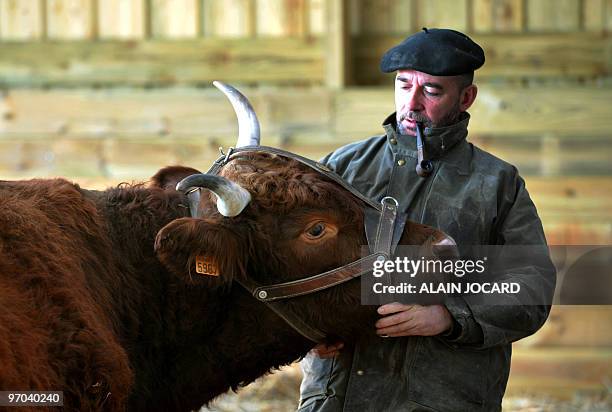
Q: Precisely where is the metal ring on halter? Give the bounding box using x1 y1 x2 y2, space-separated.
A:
380 196 399 208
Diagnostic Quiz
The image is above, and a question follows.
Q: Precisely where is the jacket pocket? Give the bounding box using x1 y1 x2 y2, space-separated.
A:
409 337 488 410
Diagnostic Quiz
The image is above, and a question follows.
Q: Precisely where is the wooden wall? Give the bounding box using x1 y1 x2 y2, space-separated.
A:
0 1 610 86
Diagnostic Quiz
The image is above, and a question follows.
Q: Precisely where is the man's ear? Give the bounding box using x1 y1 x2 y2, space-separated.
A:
459 84 477 112
150 166 202 190
154 217 247 287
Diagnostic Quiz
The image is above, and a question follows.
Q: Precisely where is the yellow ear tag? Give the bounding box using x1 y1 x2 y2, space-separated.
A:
195 255 220 276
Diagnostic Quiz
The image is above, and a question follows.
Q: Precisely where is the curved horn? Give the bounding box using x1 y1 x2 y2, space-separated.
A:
176 174 251 217
213 80 261 147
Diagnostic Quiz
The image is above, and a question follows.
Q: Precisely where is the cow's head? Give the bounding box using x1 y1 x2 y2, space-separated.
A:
154 82 456 344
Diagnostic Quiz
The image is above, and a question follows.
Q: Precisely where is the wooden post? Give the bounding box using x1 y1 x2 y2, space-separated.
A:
98 0 145 39
325 0 350 88
0 0 45 40
203 0 253 38
150 0 198 39
417 0 468 31
47 0 95 40
527 0 580 32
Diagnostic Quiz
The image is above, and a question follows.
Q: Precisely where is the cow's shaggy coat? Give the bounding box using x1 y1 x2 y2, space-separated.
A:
1 154 449 411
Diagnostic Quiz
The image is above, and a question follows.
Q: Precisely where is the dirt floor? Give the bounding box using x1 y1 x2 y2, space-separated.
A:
200 364 612 412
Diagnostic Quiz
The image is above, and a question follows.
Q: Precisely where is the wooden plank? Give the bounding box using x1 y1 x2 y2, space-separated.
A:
256 0 288 37
0 38 324 86
472 33 609 78
2 85 611 141
50 138 105 177
256 0 306 37
507 347 612 396
492 0 523 32
333 88 391 136
325 0 350 88
389 0 414 34
357 0 391 34
584 0 605 31
103 138 177 179
469 135 612 177
257 88 332 137
203 0 253 38
0 0 44 40
472 0 493 32
47 0 94 39
516 306 612 348
472 0 527 33
0 137 219 181
150 0 197 38
527 177 612 243
333 85 612 137
0 140 54 177
352 33 610 84
527 0 580 32
0 140 26 175
1 87 610 172
0 91 15 135
348 0 360 35
417 0 467 31
0 88 329 142
308 0 325 36
544 222 612 245
98 0 145 39
470 86 612 136
355 0 413 35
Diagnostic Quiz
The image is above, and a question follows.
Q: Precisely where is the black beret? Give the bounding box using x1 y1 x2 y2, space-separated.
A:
380 28 485 76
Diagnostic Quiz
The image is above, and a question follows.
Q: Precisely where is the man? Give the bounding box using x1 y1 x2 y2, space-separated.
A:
298 28 556 412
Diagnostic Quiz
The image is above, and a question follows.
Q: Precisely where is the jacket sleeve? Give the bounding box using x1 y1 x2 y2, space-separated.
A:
319 144 358 176
443 169 556 349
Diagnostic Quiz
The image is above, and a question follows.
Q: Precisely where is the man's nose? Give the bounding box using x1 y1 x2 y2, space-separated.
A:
405 87 424 111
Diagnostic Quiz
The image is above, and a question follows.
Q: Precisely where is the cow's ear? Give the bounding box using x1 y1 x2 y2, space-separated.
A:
150 166 202 190
154 217 246 286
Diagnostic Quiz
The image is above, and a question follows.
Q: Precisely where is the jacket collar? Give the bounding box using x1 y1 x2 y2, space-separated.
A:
382 112 470 159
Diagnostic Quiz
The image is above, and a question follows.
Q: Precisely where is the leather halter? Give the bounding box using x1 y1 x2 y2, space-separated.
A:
187 145 407 342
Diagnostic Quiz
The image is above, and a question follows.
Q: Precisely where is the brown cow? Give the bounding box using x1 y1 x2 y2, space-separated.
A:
0 83 453 411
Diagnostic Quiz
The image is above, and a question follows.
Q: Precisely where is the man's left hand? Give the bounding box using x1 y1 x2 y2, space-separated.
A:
376 303 452 337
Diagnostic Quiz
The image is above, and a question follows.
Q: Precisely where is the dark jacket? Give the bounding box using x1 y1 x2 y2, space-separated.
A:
298 113 556 412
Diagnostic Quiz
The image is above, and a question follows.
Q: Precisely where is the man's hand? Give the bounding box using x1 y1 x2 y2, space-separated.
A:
376 303 452 337
309 342 344 359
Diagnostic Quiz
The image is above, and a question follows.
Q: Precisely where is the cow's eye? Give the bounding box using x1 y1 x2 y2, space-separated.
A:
305 222 326 239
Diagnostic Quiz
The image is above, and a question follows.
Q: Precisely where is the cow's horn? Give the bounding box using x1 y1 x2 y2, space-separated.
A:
213 81 261 147
176 174 251 217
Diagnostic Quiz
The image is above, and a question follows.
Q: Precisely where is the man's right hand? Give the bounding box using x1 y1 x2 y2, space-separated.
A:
309 342 344 359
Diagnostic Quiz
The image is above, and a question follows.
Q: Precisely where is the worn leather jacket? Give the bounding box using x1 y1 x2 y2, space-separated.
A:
298 112 556 412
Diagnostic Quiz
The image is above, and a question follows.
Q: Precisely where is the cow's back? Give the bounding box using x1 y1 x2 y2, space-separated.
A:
0 179 133 411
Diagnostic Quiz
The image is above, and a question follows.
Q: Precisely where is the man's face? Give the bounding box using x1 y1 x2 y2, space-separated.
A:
394 69 470 136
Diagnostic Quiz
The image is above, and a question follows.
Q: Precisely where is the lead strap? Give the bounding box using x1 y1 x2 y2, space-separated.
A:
374 196 399 257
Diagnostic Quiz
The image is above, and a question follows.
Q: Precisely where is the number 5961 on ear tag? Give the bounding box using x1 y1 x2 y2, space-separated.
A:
195 255 219 276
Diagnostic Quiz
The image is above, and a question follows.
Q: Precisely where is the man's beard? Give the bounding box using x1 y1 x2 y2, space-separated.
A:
397 101 462 135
